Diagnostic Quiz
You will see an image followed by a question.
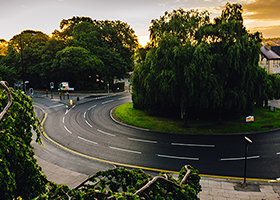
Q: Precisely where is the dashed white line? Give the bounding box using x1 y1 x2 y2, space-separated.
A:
85 120 93 128
88 105 97 111
97 129 115 137
84 111 86 118
110 146 141 154
157 154 199 161
78 136 98 145
171 143 215 148
276 152 280 155
102 100 114 104
64 126 72 134
220 156 260 161
128 138 157 144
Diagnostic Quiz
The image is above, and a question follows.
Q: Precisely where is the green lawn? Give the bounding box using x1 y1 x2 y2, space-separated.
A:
113 103 280 134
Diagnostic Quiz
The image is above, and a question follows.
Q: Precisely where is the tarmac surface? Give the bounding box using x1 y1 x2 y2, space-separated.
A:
32 90 280 199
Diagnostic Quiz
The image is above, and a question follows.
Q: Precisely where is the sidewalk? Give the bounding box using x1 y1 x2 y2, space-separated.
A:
33 91 280 199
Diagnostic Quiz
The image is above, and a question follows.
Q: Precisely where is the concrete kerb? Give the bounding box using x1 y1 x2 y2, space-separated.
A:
34 91 280 197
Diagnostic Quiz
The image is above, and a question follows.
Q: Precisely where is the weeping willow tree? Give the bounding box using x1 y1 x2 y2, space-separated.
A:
132 3 269 124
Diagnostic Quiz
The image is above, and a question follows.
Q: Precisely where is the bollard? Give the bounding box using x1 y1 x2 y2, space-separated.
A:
70 99 73 106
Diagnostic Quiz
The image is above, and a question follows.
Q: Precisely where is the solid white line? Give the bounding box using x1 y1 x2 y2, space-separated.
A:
157 154 199 161
128 138 157 144
220 156 260 161
62 117 65 124
110 146 141 154
97 129 115 137
85 120 93 128
102 100 114 104
84 111 86 118
88 105 96 111
119 96 129 100
78 136 98 145
171 143 215 148
64 126 72 134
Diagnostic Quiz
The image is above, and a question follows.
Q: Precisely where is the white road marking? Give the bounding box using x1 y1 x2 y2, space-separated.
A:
84 111 86 118
78 136 98 145
85 120 93 128
220 156 260 161
171 143 215 148
64 126 72 134
88 105 97 111
97 129 115 137
128 138 157 144
102 100 114 104
157 154 199 161
276 152 280 155
119 96 129 100
110 146 141 154
62 117 65 124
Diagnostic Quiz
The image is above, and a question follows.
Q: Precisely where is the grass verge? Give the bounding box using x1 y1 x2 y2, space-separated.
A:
113 103 280 134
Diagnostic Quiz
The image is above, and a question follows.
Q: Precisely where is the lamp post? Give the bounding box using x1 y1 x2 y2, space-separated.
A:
244 136 253 186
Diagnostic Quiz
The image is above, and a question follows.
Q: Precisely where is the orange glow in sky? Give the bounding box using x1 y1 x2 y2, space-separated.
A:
0 0 279 47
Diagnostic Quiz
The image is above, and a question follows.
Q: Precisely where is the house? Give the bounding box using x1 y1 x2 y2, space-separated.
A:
260 46 280 74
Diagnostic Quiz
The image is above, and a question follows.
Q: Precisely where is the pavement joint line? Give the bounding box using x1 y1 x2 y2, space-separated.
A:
38 104 279 183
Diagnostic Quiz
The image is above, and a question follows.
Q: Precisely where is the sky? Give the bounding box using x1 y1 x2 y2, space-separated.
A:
0 0 279 46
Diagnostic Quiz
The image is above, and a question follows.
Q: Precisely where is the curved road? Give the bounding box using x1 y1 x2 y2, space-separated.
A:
35 93 280 180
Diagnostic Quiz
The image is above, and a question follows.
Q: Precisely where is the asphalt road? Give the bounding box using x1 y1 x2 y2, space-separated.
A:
33 93 280 180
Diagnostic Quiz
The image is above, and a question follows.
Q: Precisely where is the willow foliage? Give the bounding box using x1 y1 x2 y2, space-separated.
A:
133 3 269 121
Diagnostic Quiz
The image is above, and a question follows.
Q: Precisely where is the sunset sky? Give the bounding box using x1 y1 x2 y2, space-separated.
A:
0 0 279 46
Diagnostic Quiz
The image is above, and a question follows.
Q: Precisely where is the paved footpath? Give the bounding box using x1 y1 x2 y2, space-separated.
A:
33 91 280 199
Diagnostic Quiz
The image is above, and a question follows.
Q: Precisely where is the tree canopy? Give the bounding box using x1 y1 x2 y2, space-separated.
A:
0 17 138 90
132 3 271 123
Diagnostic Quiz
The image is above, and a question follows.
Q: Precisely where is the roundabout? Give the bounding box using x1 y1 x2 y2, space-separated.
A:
35 93 280 180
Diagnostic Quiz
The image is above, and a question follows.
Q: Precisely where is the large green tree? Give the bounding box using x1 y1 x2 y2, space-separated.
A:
52 46 104 89
132 3 268 123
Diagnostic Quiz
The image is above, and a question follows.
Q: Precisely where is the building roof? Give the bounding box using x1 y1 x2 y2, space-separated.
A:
271 46 280 56
261 46 280 60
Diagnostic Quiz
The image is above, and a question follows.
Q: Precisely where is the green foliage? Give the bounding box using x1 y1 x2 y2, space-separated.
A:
1 17 138 90
37 166 201 199
132 3 271 122
0 87 47 199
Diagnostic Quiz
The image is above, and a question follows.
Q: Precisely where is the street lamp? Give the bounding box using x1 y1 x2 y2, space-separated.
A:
244 136 253 186
24 81 29 94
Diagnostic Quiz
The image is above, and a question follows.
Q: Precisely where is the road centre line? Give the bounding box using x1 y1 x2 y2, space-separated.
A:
171 143 215 148
64 126 72 134
157 154 199 161
97 129 115 137
220 156 260 161
78 136 98 145
110 146 141 154
88 105 97 111
84 111 86 118
128 138 157 144
102 100 114 104
85 120 93 128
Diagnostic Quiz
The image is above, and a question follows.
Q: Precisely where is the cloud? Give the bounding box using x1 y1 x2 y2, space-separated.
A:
248 24 280 38
243 0 280 21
